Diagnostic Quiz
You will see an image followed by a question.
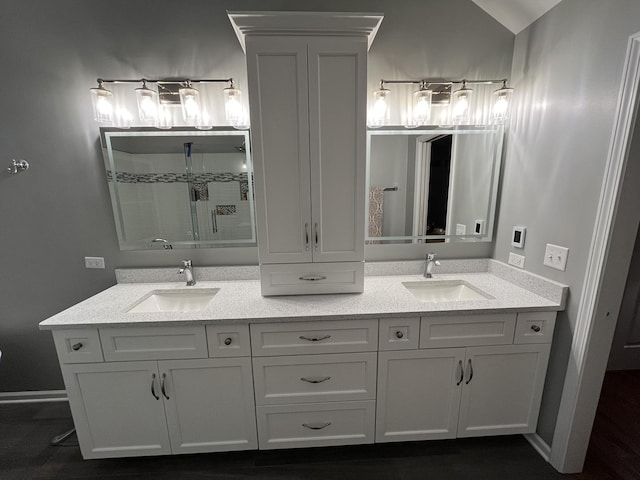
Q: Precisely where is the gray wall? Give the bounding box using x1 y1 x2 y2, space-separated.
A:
493 0 640 444
0 0 513 392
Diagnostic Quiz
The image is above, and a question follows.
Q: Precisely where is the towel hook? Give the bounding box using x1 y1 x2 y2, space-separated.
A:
7 159 29 175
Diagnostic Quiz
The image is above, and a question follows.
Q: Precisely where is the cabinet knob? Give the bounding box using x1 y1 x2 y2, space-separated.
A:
395 331 404 339
224 337 232 346
71 342 83 351
531 325 541 333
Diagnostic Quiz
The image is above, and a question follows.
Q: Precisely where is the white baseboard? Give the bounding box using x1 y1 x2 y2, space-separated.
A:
0 390 68 404
524 433 552 462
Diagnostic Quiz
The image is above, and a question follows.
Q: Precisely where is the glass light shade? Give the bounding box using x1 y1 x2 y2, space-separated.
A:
369 88 390 128
196 110 213 130
115 107 133 129
179 85 201 123
89 84 114 124
451 86 472 124
224 86 244 127
493 86 514 123
135 84 158 122
413 88 433 126
157 104 173 129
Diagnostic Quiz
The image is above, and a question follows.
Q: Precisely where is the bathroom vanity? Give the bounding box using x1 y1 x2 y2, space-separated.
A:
40 261 566 459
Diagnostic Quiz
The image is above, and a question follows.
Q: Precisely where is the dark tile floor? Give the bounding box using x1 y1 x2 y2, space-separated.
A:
0 402 570 480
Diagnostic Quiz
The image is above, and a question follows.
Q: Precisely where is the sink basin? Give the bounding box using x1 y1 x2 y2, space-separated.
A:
402 280 493 303
126 288 220 313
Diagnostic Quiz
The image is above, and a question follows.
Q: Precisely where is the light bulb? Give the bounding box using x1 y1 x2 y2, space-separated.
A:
196 110 213 130
451 85 472 124
493 85 514 123
224 85 244 127
90 82 114 124
157 104 173 129
369 87 390 128
179 84 201 123
412 87 432 126
135 81 158 123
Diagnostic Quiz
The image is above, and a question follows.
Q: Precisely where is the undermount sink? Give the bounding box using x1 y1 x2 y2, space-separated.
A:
402 280 493 303
126 288 220 313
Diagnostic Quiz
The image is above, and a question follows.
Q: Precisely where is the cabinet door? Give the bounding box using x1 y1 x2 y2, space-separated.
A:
376 348 466 442
246 36 312 264
62 362 171 459
457 344 551 437
308 37 367 262
159 358 257 454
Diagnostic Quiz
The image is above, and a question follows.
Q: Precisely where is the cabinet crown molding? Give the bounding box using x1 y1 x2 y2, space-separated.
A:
227 11 384 52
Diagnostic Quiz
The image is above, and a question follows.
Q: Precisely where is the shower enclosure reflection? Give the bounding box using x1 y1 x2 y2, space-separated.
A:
101 128 256 250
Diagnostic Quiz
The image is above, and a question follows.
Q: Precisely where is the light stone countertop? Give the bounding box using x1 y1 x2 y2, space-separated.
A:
39 271 566 330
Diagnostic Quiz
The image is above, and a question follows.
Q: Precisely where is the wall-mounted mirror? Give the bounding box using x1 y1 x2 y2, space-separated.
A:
101 128 256 250
366 126 503 244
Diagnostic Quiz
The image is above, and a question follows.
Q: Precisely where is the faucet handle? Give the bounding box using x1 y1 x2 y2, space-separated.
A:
427 253 437 261
181 260 192 267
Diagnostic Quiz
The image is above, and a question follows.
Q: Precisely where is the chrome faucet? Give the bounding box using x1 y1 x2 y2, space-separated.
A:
178 260 196 286
424 253 441 278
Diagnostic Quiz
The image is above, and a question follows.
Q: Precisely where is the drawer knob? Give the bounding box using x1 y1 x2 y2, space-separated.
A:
395 331 404 339
302 422 331 430
531 325 541 333
300 376 331 384
224 337 233 346
71 342 83 351
299 334 331 342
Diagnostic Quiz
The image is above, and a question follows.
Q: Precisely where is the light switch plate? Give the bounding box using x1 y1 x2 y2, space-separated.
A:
474 219 485 235
543 244 569 271
85 256 105 269
508 252 526 269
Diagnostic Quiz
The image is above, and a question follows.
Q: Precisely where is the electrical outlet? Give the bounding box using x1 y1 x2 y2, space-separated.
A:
456 224 466 235
508 252 526 269
543 244 569 271
85 256 105 269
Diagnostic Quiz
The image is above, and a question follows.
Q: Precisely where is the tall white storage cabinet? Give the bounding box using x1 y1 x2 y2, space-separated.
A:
229 12 383 295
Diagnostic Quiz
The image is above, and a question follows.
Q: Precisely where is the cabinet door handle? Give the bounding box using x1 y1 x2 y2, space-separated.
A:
71 342 83 351
299 334 331 342
465 359 474 384
314 222 319 250
456 360 464 386
161 373 170 400
300 376 331 384
150 373 160 400
305 223 310 251
299 275 327 281
302 422 331 430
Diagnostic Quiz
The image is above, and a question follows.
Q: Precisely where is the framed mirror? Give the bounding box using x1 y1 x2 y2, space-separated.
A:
366 126 503 244
101 128 256 250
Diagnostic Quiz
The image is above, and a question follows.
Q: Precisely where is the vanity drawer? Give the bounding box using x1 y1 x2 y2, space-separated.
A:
419 314 516 348
379 317 420 351
260 262 364 296
253 352 377 405
514 312 557 344
100 326 208 361
53 329 104 364
256 400 375 449
250 319 378 356
206 324 251 357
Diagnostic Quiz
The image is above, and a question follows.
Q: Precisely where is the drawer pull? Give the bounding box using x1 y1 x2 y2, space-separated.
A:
300 376 331 384
161 373 170 400
224 337 233 346
456 360 464 386
299 275 327 282
531 325 541 333
150 373 160 400
71 342 83 351
302 422 331 430
299 334 331 342
395 331 404 339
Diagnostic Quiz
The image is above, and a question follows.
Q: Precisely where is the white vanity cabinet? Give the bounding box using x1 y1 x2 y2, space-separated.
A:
376 312 555 443
233 12 382 295
57 326 257 459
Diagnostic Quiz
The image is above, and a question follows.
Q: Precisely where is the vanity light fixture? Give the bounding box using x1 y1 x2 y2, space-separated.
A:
89 78 246 128
371 78 514 127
